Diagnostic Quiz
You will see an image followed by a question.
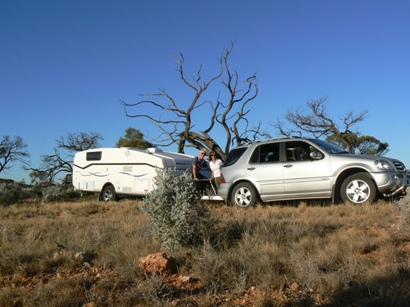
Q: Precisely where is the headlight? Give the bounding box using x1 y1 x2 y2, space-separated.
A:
374 159 393 170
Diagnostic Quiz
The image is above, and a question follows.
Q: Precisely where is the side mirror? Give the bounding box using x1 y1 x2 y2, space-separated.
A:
310 150 324 160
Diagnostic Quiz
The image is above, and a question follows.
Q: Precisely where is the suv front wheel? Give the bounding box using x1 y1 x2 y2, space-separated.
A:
341 173 377 205
230 182 258 208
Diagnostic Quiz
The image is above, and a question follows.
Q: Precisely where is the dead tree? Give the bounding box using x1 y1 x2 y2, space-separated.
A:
27 132 103 184
274 97 369 153
0 135 29 174
122 42 263 160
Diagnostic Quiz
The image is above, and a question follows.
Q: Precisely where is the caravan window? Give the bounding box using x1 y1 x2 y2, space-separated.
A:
86 151 102 161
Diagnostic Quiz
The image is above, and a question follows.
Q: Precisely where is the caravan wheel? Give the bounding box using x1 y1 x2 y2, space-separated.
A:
100 185 117 202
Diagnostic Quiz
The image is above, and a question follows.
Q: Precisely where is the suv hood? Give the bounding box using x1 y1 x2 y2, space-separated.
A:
330 153 406 171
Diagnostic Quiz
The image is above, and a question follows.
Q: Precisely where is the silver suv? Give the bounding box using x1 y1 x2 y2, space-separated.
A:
218 137 409 207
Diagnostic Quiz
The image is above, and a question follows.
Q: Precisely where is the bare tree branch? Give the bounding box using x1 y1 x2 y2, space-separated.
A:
56 132 103 157
275 97 369 153
27 132 103 184
0 136 30 174
122 41 261 160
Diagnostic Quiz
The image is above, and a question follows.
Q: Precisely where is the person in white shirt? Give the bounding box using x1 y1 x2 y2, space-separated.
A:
209 151 223 193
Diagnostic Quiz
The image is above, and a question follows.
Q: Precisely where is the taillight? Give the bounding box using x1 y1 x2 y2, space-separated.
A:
220 174 226 183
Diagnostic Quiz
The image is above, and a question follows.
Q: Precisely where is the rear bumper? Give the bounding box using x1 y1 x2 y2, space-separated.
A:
201 195 223 201
217 183 230 203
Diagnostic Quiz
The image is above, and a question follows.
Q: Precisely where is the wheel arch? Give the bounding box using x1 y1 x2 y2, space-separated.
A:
227 179 261 203
101 181 115 191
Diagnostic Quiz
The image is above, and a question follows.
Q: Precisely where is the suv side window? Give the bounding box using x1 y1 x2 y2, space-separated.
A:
285 141 318 161
250 143 280 163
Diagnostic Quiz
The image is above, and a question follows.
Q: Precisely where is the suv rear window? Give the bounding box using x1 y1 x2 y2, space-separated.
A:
224 147 247 167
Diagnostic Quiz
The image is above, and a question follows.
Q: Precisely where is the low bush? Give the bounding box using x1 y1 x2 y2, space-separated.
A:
0 182 32 205
141 168 213 251
42 185 80 202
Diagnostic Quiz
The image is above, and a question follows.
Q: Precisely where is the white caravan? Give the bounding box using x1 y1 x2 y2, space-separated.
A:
72 147 194 201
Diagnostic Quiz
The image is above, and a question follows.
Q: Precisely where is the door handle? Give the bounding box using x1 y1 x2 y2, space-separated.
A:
247 167 255 171
283 164 293 168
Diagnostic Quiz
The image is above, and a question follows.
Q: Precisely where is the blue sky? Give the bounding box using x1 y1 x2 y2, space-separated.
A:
1 0 409 183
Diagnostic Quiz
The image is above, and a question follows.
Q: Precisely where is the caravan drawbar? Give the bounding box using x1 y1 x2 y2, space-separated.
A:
72 147 194 201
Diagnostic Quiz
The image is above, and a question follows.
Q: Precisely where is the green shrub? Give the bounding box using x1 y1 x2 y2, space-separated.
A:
141 168 212 251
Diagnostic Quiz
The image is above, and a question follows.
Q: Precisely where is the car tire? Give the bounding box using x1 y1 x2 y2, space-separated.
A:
230 182 258 208
340 173 377 205
100 185 117 202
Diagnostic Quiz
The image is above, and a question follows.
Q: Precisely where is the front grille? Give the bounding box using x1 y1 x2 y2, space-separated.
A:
394 162 406 172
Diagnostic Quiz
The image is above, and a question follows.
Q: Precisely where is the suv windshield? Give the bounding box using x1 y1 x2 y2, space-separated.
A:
309 139 349 154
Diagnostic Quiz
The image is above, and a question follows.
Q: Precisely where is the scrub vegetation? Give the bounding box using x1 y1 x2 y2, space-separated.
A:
1 194 410 306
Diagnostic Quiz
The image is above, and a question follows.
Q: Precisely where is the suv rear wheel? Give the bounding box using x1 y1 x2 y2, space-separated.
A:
341 173 377 205
230 182 257 208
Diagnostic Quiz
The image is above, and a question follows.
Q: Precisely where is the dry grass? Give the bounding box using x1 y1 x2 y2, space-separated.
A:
1 199 409 306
